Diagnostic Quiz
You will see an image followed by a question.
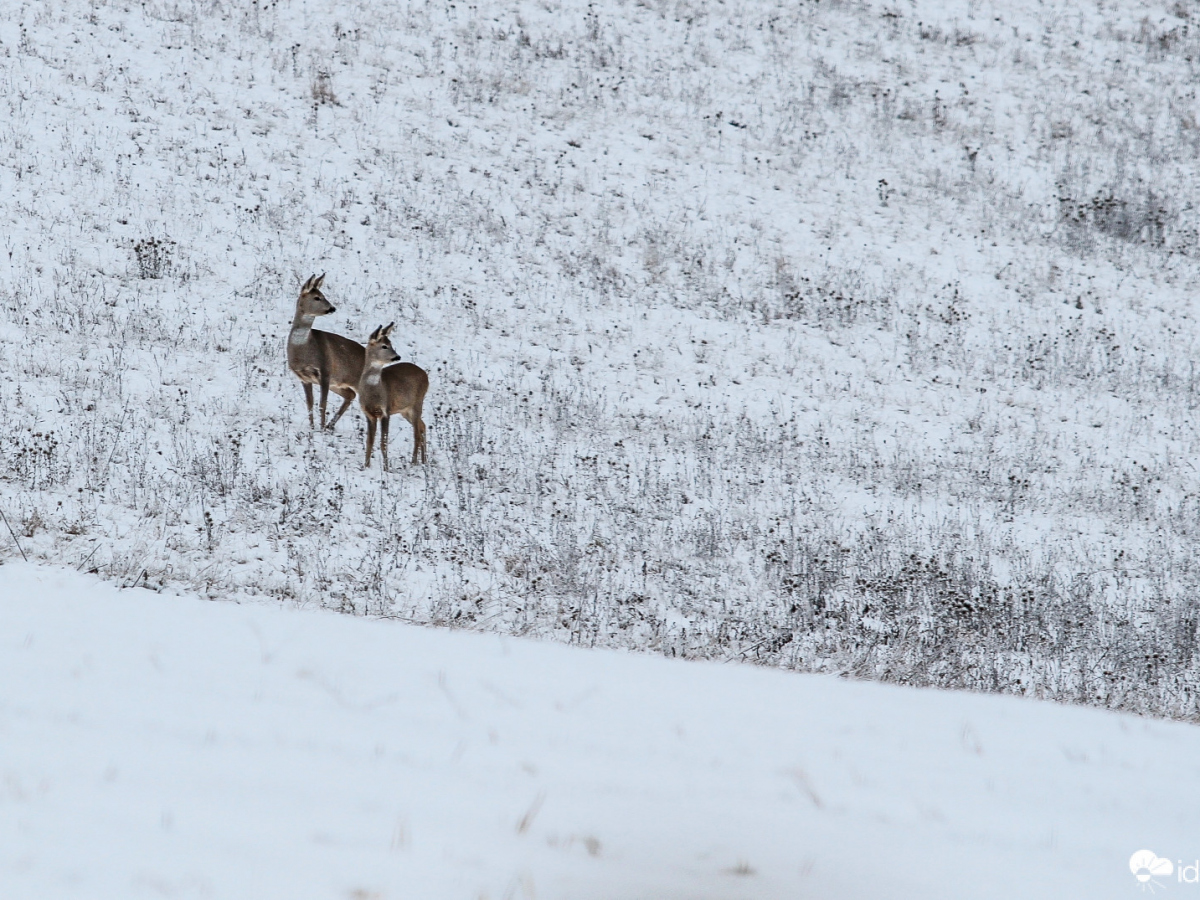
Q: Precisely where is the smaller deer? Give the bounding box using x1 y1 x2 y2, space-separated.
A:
358 323 429 470
286 273 365 430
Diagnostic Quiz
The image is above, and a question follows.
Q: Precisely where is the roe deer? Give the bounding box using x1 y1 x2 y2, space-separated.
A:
358 323 428 470
286 273 365 430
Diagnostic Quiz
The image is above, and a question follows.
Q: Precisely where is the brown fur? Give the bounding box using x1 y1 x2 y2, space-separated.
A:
357 323 429 470
286 274 365 430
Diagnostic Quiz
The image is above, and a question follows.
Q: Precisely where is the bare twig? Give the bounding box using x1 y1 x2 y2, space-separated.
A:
0 507 29 562
76 544 101 572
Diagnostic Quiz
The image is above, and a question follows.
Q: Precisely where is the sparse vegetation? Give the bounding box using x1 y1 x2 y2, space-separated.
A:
3 0 1200 721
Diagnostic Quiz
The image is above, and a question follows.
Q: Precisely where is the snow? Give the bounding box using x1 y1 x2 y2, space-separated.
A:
3 0 1200 717
3 562 1199 899
7 0 1200 720
5 0 1200 892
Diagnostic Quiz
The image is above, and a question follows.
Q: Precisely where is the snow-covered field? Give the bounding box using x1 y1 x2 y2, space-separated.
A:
11 0 1200 893
3 0 1200 710
5 562 1200 899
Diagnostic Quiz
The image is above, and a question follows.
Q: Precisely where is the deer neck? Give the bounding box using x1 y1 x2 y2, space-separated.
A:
289 313 317 346
362 361 387 386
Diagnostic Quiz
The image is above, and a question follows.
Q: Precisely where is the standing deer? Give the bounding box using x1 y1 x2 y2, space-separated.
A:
286 273 365 430
358 323 428 470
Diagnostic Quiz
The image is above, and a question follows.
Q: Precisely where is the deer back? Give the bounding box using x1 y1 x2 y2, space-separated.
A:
381 362 429 417
312 330 366 390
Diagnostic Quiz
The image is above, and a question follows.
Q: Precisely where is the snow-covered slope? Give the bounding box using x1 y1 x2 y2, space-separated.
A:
3 0 1200 714
3 563 1197 899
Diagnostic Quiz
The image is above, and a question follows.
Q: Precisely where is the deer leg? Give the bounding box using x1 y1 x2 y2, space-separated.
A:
409 403 426 465
364 416 377 468
381 416 390 473
412 418 425 465
318 373 331 430
325 388 355 431
303 383 315 429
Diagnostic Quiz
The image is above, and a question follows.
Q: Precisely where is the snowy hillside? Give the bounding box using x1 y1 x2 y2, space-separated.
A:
3 0 1200 718
4 563 1200 899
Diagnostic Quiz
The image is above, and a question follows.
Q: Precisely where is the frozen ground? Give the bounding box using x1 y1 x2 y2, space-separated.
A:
4 562 1200 899
2 0 1200 717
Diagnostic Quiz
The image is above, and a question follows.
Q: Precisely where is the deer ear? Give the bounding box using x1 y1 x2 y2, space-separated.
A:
314 273 326 289
384 321 395 336
301 274 314 292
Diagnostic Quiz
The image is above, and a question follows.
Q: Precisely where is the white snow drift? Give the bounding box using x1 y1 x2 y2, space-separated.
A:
3 563 1199 899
